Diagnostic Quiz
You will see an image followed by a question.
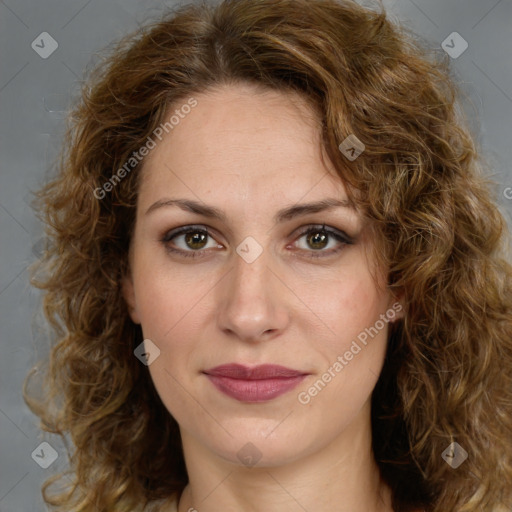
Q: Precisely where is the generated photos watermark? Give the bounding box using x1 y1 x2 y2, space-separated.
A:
297 302 403 405
93 97 198 199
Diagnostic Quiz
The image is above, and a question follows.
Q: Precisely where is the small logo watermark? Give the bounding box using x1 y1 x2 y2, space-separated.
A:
441 442 468 469
31 441 58 469
338 134 365 161
134 339 161 366
236 236 263 264
441 32 468 59
31 32 59 59
236 442 262 468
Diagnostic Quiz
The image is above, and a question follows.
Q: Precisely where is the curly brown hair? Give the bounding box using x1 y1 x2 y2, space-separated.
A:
24 0 512 511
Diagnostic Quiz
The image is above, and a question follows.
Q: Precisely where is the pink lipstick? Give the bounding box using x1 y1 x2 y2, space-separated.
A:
203 364 308 402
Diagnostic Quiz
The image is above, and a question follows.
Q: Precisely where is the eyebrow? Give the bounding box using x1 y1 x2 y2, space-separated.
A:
145 197 355 224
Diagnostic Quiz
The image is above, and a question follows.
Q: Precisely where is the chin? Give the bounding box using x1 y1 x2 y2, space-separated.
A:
196 419 318 469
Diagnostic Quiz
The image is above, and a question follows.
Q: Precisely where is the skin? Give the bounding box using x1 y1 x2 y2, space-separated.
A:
123 82 404 512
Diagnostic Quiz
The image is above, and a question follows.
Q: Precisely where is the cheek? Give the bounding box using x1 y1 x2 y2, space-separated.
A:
133 259 207 420
307 268 388 351
302 266 391 400
132 254 211 341
297 275 390 421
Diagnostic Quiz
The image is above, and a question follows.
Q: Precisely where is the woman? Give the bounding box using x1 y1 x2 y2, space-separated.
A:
24 0 512 511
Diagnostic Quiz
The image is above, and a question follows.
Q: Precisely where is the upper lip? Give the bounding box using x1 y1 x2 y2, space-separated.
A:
203 364 308 380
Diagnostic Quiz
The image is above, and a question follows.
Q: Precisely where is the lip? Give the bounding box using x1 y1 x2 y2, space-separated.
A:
203 364 309 403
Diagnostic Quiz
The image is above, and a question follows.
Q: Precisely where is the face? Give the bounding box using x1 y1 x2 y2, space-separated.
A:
123 83 402 468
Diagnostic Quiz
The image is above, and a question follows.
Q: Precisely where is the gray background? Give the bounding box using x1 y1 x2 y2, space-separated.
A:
1 0 511 510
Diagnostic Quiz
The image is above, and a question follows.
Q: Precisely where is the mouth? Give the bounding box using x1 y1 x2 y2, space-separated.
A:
202 364 309 403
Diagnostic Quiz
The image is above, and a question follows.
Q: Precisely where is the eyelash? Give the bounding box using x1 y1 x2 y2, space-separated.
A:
160 224 354 260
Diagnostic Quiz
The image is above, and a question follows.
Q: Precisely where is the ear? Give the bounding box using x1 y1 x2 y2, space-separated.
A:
388 291 405 323
122 272 141 325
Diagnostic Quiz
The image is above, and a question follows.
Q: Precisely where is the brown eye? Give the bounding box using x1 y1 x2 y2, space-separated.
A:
184 231 208 250
293 224 354 258
161 225 222 259
306 231 329 250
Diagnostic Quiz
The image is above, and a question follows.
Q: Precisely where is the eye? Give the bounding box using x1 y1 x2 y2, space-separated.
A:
292 224 354 258
161 225 222 258
161 223 354 260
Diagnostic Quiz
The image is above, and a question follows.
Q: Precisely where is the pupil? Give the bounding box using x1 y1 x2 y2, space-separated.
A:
308 231 328 250
185 231 207 249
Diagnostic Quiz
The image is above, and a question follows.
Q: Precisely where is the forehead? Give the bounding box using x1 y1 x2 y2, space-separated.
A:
138 83 349 208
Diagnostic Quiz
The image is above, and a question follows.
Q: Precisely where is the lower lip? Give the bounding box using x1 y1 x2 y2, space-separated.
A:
205 375 307 402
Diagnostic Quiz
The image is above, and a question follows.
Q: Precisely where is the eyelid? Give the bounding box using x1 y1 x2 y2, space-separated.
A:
293 224 354 244
161 224 216 242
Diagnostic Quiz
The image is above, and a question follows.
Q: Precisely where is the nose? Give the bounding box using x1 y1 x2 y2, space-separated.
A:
216 246 290 343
